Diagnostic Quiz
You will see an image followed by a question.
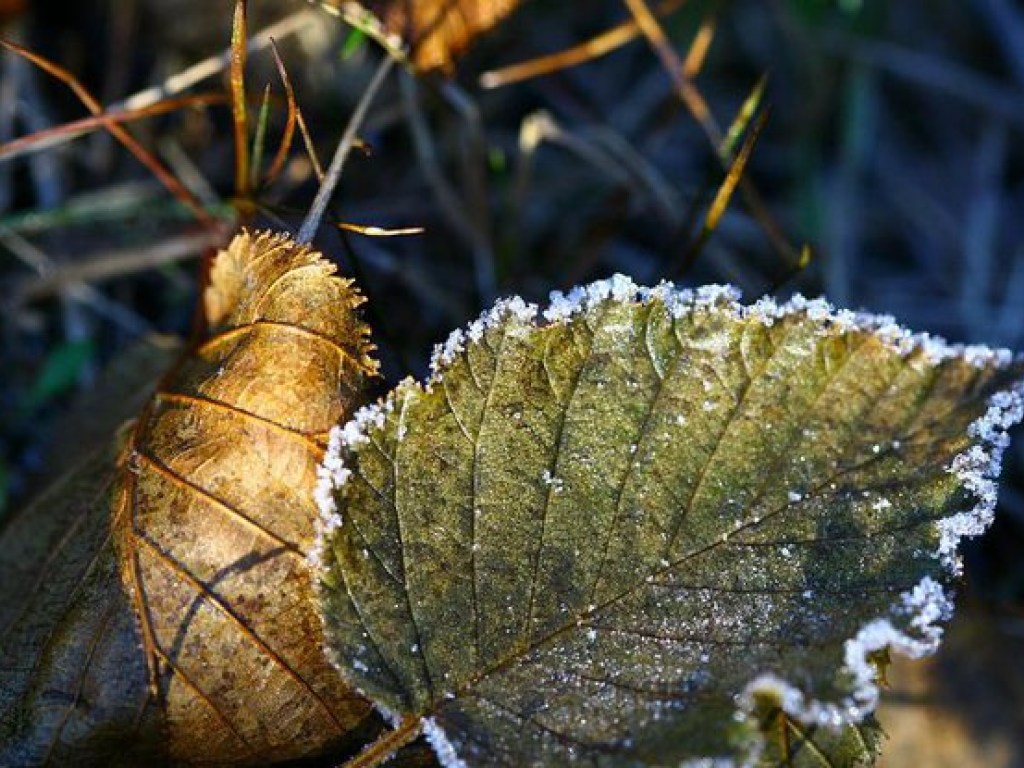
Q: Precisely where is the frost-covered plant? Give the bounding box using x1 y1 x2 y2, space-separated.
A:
315 274 1024 767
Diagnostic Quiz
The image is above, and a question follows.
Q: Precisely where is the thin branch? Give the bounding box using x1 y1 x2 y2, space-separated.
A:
298 54 397 244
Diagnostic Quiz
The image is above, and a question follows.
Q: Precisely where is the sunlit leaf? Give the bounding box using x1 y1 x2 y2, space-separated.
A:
317 277 1024 766
114 230 379 764
1 230 383 766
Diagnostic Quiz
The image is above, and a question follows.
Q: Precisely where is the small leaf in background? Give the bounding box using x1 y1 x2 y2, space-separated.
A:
317 277 1024 766
342 26 370 59
22 338 95 416
318 0 523 71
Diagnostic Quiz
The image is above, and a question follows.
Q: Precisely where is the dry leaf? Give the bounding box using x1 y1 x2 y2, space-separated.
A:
1 230 381 766
114 230 379 764
321 0 522 72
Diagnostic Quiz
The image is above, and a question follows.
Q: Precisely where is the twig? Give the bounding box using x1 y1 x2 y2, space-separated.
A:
680 107 770 274
10 228 229 304
439 81 496 301
264 40 300 187
399 72 481 256
0 38 210 222
622 0 801 268
480 0 687 89
231 0 251 199
0 227 152 334
0 10 319 158
622 0 722 146
0 93 226 163
298 54 397 244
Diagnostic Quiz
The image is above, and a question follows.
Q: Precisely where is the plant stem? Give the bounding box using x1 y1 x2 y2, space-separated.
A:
297 54 396 244
343 716 423 768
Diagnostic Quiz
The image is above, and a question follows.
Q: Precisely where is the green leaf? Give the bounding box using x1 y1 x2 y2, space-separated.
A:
342 26 369 59
23 338 95 414
316 277 1024 766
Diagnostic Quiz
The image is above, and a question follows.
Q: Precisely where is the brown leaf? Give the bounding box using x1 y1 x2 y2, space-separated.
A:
322 0 523 72
0 231 381 766
114 229 379 764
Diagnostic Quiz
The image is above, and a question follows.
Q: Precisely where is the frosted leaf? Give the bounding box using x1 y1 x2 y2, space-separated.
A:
317 277 1024 766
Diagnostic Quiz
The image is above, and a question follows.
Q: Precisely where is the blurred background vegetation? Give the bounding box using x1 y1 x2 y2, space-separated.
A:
1 0 1022 763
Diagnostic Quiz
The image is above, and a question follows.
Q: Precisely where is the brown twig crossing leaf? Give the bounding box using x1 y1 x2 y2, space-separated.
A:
317 0 523 72
113 230 380 764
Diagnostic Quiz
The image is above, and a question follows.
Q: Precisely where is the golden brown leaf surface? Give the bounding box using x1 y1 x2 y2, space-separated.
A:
112 229 379 764
322 0 522 72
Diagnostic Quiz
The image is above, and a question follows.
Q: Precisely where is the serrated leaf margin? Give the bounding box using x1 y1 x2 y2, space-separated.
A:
313 274 1024 767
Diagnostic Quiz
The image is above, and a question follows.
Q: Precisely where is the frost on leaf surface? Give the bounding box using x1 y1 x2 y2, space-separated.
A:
316 276 1024 766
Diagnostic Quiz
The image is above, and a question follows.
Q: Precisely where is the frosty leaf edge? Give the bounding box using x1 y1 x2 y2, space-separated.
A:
312 274 1024 766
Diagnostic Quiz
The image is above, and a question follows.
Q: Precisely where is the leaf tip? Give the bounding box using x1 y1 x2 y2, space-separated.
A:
938 378 1024 571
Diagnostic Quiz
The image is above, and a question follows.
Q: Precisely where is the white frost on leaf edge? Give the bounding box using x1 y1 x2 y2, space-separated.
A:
738 577 953 729
938 387 1024 571
308 397 398 570
730 375 1024 764
422 717 469 768
312 274 1024 767
429 295 539 377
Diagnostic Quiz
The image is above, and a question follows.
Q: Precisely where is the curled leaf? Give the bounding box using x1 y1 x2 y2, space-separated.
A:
114 230 379 764
1 231 381 766
316 277 1024 766
319 0 522 72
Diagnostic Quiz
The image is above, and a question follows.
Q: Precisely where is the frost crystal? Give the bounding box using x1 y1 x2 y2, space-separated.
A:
939 380 1024 570
431 296 539 372
422 717 469 768
339 402 388 449
431 328 466 373
541 469 565 493
374 701 403 728
544 285 587 323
